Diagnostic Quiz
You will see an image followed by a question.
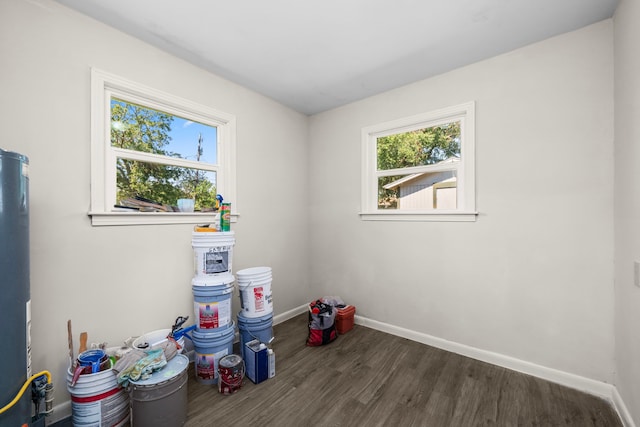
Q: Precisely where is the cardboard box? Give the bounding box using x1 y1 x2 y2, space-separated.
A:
244 340 269 384
336 305 356 334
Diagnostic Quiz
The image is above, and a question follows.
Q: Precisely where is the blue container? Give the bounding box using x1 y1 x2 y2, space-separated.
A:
237 312 273 362
191 323 235 385
192 282 233 330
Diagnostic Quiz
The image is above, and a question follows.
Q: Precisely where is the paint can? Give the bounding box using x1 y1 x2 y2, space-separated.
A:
192 274 234 330
237 266 273 318
192 231 235 277
217 354 244 395
66 364 129 427
129 354 189 427
191 323 235 385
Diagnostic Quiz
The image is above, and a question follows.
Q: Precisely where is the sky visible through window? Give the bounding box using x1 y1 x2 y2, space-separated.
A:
168 116 217 165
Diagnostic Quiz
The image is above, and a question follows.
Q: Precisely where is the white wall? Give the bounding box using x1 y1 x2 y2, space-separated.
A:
614 0 640 423
309 20 615 383
2 0 630 422
0 0 310 410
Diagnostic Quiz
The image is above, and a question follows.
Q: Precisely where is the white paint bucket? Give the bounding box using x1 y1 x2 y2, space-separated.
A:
192 231 235 277
66 365 130 427
237 267 273 318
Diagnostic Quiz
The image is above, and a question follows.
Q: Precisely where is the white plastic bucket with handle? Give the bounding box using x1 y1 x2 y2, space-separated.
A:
66 365 129 427
192 231 235 277
237 267 273 318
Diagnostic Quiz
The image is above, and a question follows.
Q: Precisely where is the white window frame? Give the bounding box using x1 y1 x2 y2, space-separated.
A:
89 68 237 226
361 101 477 222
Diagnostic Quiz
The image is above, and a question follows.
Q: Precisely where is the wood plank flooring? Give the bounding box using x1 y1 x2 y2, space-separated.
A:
185 314 622 426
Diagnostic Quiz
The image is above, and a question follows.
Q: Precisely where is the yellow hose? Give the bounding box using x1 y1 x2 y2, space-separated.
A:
0 370 52 415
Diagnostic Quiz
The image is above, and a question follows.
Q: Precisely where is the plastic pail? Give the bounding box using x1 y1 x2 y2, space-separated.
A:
129 354 189 427
192 274 234 330
191 323 235 385
132 329 185 353
237 267 273 318
66 365 129 427
236 266 272 282
192 231 235 277
237 311 273 362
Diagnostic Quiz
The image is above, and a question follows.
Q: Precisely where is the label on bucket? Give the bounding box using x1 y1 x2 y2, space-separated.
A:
202 248 230 274
195 300 231 329
253 287 264 311
71 388 129 426
196 349 229 381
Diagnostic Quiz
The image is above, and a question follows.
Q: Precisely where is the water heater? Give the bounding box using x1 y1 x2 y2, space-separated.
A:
0 148 32 425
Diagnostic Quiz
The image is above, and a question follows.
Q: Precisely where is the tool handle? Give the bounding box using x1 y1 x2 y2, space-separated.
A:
79 332 88 354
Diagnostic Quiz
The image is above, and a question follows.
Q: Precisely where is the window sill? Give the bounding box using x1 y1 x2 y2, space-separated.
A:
360 211 478 222
88 211 239 226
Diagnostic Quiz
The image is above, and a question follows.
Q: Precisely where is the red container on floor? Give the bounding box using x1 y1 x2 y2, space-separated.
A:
335 305 356 334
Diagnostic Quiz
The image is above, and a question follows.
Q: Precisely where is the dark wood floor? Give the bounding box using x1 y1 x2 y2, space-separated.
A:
185 313 622 426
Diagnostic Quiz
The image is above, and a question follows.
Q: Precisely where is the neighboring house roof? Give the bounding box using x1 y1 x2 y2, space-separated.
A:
382 157 460 190
383 173 424 190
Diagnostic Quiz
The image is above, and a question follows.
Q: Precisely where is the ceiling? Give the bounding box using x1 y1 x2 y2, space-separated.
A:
54 0 619 115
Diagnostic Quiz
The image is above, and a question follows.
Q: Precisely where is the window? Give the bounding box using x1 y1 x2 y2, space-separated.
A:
361 102 476 221
89 69 236 226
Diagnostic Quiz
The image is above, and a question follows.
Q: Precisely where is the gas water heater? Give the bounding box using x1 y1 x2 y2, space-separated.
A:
0 149 52 426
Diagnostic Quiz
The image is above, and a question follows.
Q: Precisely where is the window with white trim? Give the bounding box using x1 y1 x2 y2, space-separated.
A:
89 68 237 226
361 102 476 221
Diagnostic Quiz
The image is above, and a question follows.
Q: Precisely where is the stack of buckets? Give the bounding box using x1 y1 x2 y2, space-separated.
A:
190 230 236 385
236 266 275 366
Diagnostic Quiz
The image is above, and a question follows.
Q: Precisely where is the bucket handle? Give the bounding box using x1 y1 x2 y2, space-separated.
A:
245 326 275 345
237 280 252 290
237 280 253 310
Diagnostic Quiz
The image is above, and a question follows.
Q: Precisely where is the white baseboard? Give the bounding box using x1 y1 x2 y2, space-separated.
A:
612 386 637 427
47 308 635 427
354 314 636 427
273 304 307 325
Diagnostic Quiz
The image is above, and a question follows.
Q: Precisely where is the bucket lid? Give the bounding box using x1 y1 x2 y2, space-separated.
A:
191 321 236 340
219 354 243 368
237 311 273 324
129 354 189 386
192 274 235 287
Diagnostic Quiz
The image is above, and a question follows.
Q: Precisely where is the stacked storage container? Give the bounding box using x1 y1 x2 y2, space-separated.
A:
190 230 236 385
236 266 275 383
